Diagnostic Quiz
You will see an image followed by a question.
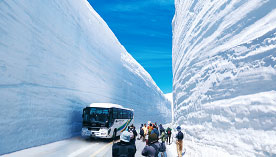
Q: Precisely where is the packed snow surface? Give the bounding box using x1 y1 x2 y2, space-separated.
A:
165 93 173 104
0 0 170 155
165 93 174 123
172 0 276 156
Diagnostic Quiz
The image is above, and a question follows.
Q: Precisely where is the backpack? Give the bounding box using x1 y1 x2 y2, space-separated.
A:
165 133 168 139
167 128 171 135
116 143 132 157
159 142 166 152
177 131 184 140
151 143 161 157
148 127 153 135
151 143 166 157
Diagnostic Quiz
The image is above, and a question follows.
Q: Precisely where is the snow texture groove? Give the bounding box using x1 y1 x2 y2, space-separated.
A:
0 0 171 155
172 0 276 156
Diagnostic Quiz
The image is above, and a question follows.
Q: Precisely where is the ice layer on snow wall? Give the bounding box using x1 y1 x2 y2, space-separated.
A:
172 0 276 156
0 0 171 155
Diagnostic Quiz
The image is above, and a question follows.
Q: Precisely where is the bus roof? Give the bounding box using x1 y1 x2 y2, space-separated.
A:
87 103 133 111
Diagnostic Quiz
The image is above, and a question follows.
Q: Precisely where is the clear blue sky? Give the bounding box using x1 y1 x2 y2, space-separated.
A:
88 0 175 94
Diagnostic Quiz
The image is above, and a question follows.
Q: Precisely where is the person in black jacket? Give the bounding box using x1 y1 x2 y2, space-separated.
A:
128 124 138 145
112 131 136 157
159 124 165 134
139 124 144 140
142 133 162 157
175 126 184 157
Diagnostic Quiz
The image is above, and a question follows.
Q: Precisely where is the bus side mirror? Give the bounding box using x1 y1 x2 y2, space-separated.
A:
82 114 84 118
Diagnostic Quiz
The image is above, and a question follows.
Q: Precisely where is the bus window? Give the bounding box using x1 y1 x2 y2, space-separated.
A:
118 109 122 119
126 110 129 119
121 110 124 119
113 108 118 119
122 110 128 119
88 108 109 124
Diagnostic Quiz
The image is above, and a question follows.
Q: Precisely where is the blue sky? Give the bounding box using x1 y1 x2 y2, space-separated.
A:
88 0 175 94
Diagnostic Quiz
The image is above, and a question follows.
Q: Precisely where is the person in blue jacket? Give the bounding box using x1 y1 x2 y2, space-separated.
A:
151 125 159 137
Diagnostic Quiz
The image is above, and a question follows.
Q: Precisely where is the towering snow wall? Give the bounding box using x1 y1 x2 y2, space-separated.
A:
0 0 171 155
173 0 276 156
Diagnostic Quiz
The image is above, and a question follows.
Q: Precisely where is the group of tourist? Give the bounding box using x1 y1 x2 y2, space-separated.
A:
112 122 184 157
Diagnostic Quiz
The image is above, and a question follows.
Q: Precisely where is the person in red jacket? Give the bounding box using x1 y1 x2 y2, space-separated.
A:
147 123 153 135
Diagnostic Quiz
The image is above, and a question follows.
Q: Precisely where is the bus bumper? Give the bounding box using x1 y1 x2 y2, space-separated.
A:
81 128 111 138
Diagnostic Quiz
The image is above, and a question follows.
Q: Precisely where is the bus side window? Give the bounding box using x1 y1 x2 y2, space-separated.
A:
113 108 118 119
126 110 129 119
122 110 125 119
123 110 128 119
122 109 126 119
118 109 122 119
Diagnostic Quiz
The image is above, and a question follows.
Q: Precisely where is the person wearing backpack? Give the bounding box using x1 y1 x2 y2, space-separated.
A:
159 124 165 135
160 131 166 143
159 131 168 157
112 131 136 157
166 127 172 144
175 126 184 157
151 125 159 137
142 133 165 157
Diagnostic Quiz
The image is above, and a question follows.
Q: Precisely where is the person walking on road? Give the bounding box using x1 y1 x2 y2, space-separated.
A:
148 123 153 135
128 124 137 145
139 124 144 140
159 124 165 135
159 130 168 157
142 124 148 142
151 125 159 137
166 127 172 144
175 126 184 157
160 131 166 144
154 122 158 130
142 133 165 157
112 131 136 157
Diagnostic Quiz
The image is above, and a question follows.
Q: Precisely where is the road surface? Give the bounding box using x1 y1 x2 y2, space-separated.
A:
3 137 147 157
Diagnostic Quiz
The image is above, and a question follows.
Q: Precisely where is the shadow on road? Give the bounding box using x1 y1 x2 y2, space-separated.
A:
82 136 120 143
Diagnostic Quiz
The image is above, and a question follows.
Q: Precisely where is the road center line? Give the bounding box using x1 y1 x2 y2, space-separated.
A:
90 140 118 157
68 143 97 157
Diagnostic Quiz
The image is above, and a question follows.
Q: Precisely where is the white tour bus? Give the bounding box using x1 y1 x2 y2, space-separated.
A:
81 103 134 139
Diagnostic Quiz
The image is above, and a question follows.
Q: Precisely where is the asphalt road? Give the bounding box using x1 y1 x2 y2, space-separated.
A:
3 136 147 157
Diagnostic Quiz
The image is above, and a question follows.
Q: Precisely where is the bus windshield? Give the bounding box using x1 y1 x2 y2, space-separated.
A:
83 108 110 126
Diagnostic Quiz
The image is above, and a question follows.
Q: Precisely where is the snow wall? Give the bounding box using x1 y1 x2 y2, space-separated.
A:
172 0 276 156
0 0 171 155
